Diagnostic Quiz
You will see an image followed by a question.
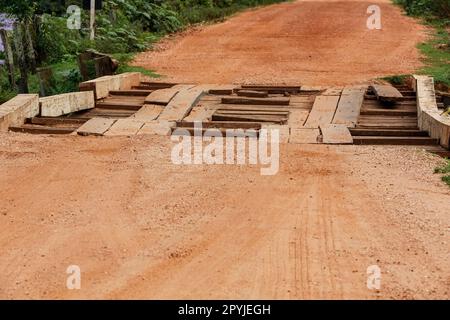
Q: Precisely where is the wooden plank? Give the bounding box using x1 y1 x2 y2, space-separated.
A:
96 101 143 111
322 87 343 96
158 89 205 121
288 110 309 128
208 85 239 95
216 110 289 116
241 85 300 94
236 90 268 98
30 117 88 126
109 90 152 96
137 121 174 136
370 84 403 103
349 128 428 137
320 124 353 144
77 118 116 136
304 95 340 128
212 114 287 123
221 97 290 106
183 106 217 122
172 127 259 138
353 136 438 145
215 105 290 112
144 84 195 105
176 121 262 130
360 109 416 116
332 88 365 127
289 128 320 144
9 125 76 135
139 82 177 89
261 124 290 143
104 119 145 136
130 105 164 121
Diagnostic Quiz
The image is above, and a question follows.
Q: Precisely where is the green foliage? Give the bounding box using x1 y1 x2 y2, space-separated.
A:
395 0 450 86
435 159 450 187
394 0 450 25
416 23 450 86
382 75 409 85
0 0 288 101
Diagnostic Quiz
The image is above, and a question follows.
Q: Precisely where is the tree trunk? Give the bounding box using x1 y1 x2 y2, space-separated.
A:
12 22 29 94
24 21 37 74
0 29 16 90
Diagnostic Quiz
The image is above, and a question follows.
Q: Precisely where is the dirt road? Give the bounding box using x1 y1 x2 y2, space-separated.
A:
0 133 448 299
133 0 428 85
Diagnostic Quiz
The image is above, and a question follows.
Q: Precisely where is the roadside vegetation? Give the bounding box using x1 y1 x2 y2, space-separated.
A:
0 0 286 103
394 0 450 86
435 159 450 186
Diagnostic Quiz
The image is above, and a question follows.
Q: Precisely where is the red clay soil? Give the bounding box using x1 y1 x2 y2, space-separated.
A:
0 134 449 299
133 0 428 85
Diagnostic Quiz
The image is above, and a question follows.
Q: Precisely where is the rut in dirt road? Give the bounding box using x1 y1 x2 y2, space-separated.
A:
133 0 427 85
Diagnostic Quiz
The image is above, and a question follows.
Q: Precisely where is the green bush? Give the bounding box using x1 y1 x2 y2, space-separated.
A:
395 0 450 25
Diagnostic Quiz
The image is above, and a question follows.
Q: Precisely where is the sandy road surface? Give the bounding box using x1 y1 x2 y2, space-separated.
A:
133 0 428 85
0 133 448 299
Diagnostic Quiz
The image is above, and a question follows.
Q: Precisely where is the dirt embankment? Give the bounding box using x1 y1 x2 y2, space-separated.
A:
133 0 428 85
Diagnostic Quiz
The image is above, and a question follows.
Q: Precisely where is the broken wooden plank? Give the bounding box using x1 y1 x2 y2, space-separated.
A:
221 97 290 106
304 95 340 128
370 84 403 104
77 118 116 136
236 90 269 98
130 105 164 121
144 84 195 105
289 128 320 144
332 87 366 127
158 89 205 121
104 119 145 136
320 124 353 144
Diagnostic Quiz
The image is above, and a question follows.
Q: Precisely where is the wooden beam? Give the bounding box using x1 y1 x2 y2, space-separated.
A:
221 97 290 106
332 87 366 127
144 85 194 105
320 124 353 144
109 90 152 96
77 118 116 136
30 117 88 126
236 90 269 98
176 121 262 129
304 95 340 128
158 89 204 121
9 125 76 135
95 101 143 111
370 84 403 104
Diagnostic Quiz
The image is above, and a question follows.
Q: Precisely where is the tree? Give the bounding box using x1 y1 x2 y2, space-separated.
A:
0 1 39 92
